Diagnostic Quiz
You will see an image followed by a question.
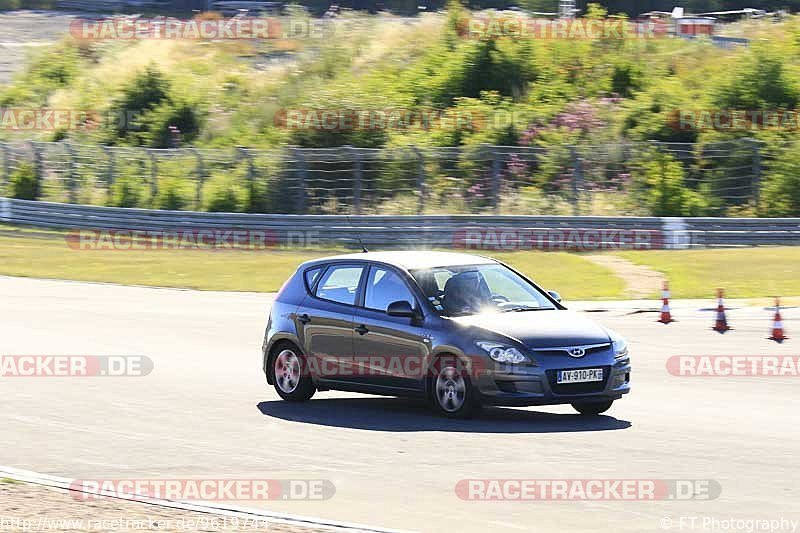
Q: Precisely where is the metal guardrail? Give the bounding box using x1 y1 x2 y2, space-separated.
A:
56 0 286 14
210 1 285 15
2 197 799 249
686 218 800 247
57 0 168 10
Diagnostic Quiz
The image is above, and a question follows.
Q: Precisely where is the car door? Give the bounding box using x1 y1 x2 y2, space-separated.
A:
295 263 366 383
352 264 430 392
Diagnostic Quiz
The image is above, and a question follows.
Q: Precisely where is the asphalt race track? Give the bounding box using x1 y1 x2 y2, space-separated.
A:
2 275 799 532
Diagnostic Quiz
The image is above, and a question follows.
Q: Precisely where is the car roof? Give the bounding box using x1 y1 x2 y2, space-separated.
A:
301 251 498 271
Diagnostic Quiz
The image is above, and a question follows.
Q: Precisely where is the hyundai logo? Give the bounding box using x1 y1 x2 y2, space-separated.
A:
568 347 586 358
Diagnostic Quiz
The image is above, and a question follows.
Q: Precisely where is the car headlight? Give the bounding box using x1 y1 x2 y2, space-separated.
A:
610 332 629 360
476 341 529 364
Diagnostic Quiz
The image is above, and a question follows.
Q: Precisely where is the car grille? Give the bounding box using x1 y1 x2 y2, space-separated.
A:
546 365 611 395
533 343 611 358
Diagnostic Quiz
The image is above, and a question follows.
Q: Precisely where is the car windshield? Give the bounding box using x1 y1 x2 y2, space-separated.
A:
409 263 557 317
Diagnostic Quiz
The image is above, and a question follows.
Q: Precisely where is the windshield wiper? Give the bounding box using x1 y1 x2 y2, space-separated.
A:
500 305 551 313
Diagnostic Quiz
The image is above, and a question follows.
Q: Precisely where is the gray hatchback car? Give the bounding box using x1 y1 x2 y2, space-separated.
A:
262 251 630 418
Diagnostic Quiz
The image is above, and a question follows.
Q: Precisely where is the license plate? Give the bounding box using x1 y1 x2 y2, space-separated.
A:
557 368 603 384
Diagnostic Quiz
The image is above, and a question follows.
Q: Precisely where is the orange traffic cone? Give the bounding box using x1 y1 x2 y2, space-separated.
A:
658 281 675 324
712 288 731 333
769 297 788 343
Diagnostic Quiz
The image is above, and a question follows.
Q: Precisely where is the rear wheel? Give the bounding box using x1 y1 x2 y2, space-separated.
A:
430 359 480 418
571 400 613 415
271 345 315 402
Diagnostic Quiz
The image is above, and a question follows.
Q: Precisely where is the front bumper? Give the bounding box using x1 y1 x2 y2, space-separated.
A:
476 354 631 407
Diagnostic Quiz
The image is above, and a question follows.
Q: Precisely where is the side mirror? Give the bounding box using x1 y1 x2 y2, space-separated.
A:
547 290 562 303
387 300 415 318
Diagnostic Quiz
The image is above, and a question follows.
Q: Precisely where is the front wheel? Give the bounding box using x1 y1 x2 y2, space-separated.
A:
430 361 480 418
271 346 315 402
571 400 613 415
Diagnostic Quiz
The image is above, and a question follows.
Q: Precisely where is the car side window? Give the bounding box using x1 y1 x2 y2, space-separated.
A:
304 267 323 291
314 265 364 306
364 267 415 312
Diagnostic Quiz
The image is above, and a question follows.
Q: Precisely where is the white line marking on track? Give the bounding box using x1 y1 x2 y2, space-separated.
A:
0 465 412 533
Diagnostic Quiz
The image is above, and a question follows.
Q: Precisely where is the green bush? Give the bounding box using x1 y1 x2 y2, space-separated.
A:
107 65 170 143
611 62 643 98
102 66 204 148
0 38 81 106
0 1 57 9
154 176 193 211
760 143 800 216
109 175 144 208
9 163 40 200
713 43 799 111
202 172 246 212
631 152 708 216
144 101 203 148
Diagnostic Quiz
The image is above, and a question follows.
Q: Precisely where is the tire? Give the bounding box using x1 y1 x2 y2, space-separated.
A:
571 400 613 415
269 343 315 402
429 357 481 419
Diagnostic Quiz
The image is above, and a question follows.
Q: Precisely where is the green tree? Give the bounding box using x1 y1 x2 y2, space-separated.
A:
107 65 169 142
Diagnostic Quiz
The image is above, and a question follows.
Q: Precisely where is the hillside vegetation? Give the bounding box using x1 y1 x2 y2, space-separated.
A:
3 3 800 215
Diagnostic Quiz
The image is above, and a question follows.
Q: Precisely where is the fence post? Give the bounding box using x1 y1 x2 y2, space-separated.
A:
101 145 115 205
489 145 502 214
147 150 158 202
412 146 425 214
570 146 582 216
0 142 8 194
238 147 257 212
64 141 77 203
29 141 42 201
350 146 361 215
292 146 307 214
748 137 761 208
191 148 205 209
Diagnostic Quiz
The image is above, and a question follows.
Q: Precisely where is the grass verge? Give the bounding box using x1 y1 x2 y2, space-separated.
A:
0 227 626 299
616 247 800 299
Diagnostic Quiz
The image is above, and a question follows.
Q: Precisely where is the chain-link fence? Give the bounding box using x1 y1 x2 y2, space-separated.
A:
0 138 779 216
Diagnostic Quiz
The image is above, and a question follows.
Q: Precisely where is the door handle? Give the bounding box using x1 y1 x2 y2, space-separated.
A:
354 324 369 335
297 314 311 324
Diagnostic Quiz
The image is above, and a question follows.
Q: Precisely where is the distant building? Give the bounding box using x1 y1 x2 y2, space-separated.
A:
674 16 715 37
640 11 672 21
